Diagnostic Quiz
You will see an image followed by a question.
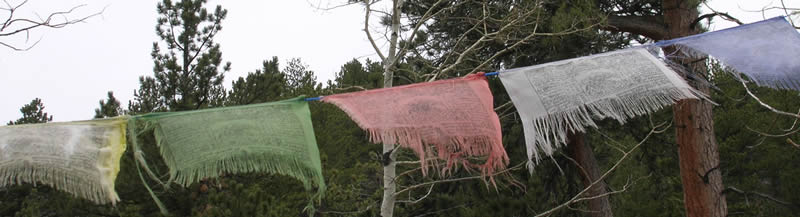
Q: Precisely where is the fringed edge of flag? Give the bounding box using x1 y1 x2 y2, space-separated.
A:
525 87 698 166
361 127 509 178
155 131 327 215
127 97 327 216
0 164 119 204
127 116 170 215
322 72 509 181
0 117 128 205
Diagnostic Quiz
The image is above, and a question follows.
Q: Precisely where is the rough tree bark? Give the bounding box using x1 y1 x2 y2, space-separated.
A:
603 1 728 216
568 132 613 217
663 1 727 216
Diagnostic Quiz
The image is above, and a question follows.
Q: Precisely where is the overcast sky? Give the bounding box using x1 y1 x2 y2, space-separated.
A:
0 0 797 123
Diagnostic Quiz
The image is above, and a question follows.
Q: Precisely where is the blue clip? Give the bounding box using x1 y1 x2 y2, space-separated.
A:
484 71 499 76
304 97 322 101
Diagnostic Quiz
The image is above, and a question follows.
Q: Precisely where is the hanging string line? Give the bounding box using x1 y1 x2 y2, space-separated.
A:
303 72 500 101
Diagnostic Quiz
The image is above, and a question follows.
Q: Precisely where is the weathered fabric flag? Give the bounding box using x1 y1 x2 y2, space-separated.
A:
500 48 698 169
655 16 800 90
322 72 508 176
0 117 128 204
129 97 325 207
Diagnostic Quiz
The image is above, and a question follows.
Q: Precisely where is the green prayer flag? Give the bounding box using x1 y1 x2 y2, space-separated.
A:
130 97 325 213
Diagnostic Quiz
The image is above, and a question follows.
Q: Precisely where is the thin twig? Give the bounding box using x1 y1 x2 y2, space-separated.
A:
396 183 435 204
0 1 103 50
363 0 386 61
534 121 670 217
737 78 800 119
394 162 526 196
319 202 376 215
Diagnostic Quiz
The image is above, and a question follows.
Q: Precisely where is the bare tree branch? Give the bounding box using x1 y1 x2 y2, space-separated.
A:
0 1 103 50
0 37 36 50
737 78 800 119
698 2 744 29
534 121 671 217
430 2 542 80
319 202 376 215
603 15 668 40
306 0 360 11
412 204 468 217
690 12 743 30
394 0 466 64
363 0 386 61
723 186 794 206
393 161 526 196
396 183 435 204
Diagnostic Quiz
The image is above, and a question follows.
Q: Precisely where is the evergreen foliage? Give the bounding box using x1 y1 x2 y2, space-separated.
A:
227 57 287 105
2 1 799 216
95 91 123 119
7 98 53 125
130 0 230 113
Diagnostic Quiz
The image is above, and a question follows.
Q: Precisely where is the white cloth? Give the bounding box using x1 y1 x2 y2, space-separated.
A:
500 48 697 170
0 118 127 204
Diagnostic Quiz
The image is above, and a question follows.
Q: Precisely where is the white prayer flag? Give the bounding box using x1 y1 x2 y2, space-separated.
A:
500 48 698 170
0 118 127 204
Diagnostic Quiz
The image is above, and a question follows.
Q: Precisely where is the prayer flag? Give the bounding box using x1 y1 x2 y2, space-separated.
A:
655 16 800 90
130 97 325 205
500 48 698 169
0 117 128 204
322 73 508 176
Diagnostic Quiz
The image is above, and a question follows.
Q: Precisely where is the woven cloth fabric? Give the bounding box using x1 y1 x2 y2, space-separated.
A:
655 16 800 90
0 117 127 204
130 97 325 199
500 48 698 169
322 72 508 176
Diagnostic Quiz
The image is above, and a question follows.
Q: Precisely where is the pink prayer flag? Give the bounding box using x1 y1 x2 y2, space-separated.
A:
322 72 508 177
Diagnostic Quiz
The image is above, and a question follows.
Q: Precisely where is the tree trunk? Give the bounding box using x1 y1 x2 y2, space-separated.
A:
380 1 403 217
662 1 728 216
568 132 613 217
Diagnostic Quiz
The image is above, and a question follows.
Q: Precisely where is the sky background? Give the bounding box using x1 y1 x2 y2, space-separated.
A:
0 0 798 123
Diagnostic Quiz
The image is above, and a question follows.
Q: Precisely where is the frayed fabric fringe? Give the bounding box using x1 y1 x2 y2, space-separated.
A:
128 97 325 216
323 73 509 179
0 117 128 204
500 48 700 170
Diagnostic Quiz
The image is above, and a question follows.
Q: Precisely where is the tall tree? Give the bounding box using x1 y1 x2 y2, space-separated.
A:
122 1 232 215
8 98 53 125
334 58 383 90
94 91 122 118
602 1 728 216
130 0 230 113
283 58 320 96
227 56 287 105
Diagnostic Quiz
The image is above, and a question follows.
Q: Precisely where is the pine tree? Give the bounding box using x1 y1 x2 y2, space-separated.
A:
8 98 53 125
227 56 287 105
94 91 122 118
283 58 319 96
334 59 383 90
130 0 230 113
